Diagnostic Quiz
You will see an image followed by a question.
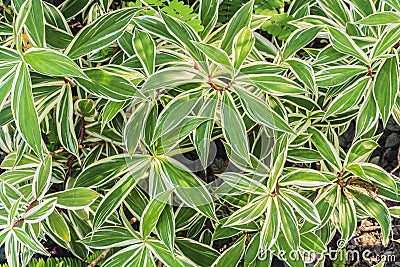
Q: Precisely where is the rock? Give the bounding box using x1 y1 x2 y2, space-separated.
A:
385 133 400 148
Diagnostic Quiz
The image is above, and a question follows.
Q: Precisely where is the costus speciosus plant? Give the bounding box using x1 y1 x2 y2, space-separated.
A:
0 0 399 266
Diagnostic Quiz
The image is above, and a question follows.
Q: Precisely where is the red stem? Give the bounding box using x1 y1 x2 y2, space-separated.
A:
12 199 38 228
336 169 346 188
207 76 233 91
271 183 280 197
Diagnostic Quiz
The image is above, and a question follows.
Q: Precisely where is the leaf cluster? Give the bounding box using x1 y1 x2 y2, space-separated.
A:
0 0 399 266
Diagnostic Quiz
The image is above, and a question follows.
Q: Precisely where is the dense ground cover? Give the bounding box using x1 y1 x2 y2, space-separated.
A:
0 0 400 266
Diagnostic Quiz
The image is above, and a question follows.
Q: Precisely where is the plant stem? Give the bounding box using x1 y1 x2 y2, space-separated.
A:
87 248 111 267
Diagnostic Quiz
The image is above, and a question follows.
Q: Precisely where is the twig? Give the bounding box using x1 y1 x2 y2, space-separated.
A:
357 225 381 232
207 76 233 91
87 248 111 267
67 155 75 177
78 118 86 145
50 147 65 156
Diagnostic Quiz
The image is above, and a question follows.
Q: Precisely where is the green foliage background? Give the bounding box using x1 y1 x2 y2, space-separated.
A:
0 0 399 266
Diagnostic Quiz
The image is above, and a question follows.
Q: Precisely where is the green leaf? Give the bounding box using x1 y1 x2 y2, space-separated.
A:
350 189 391 245
281 189 321 225
192 42 231 67
277 197 300 250
325 77 371 118
0 46 21 63
233 27 254 70
14 0 31 54
372 26 400 58
287 147 324 163
74 68 143 102
302 185 340 232
32 155 52 200
373 55 399 125
66 8 138 59
74 155 147 188
213 236 246 267
268 134 289 190
0 104 14 127
59 0 92 20
156 204 175 252
161 12 204 62
244 233 260 266
133 29 156 76
337 194 356 242
219 172 268 194
141 67 205 93
141 190 172 238
101 244 145 267
347 163 397 192
316 66 366 87
93 164 148 229
56 84 79 156
45 24 73 50
286 58 316 92
13 227 49 256
24 198 57 223
385 0 400 11
308 127 342 172
300 232 326 253
152 91 202 142
155 117 211 154
247 74 306 95
221 91 249 162
282 26 321 60
193 93 218 168
225 196 269 226
125 102 149 156
314 45 346 65
356 11 400 25
46 188 99 210
220 0 253 53
5 234 19 267
260 197 280 251
24 48 85 78
318 0 351 26
345 139 378 165
389 206 400 218
199 0 219 38
355 93 379 138
159 159 217 221
12 62 43 158
176 238 220 267
133 16 176 42
46 210 70 242
0 229 9 248
328 27 369 63
101 100 126 130
147 239 189 267
80 226 139 249
24 0 46 47
346 0 374 17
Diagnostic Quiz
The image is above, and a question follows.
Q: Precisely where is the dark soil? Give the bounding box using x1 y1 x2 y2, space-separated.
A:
340 118 400 267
